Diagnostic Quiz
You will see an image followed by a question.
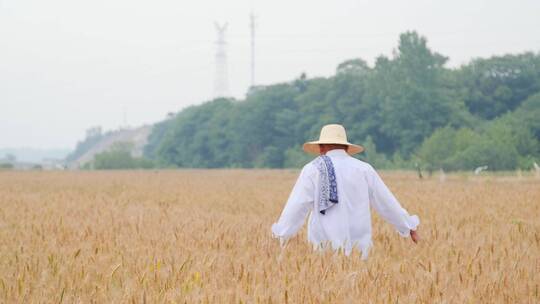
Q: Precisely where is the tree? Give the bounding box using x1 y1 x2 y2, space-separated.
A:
336 58 371 76
417 127 480 171
92 142 154 170
141 32 540 170
357 136 391 169
365 32 470 157
0 163 14 169
448 139 519 171
457 53 540 119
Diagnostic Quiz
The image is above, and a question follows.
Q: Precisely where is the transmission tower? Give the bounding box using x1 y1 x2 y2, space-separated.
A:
214 22 229 98
249 12 256 87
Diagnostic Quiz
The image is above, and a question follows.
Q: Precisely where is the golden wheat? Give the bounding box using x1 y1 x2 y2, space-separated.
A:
0 170 539 303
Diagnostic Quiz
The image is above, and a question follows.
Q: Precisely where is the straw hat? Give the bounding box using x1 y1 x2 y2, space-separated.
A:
303 124 364 155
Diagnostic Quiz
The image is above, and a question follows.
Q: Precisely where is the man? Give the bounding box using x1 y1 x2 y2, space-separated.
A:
272 124 419 259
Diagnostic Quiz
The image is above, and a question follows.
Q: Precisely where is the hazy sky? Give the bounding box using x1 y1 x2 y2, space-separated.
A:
1 0 539 149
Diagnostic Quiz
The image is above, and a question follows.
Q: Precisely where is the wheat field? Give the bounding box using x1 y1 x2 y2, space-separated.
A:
0 170 539 303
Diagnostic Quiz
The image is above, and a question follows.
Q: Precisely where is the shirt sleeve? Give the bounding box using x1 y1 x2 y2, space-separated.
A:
271 164 315 242
367 167 420 237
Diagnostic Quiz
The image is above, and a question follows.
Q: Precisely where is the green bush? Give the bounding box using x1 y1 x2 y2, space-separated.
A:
0 163 14 169
418 121 539 171
283 147 314 168
91 142 154 170
357 136 392 169
417 127 479 171
447 139 519 171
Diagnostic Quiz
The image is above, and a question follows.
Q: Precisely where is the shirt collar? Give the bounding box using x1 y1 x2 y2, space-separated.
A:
325 149 349 157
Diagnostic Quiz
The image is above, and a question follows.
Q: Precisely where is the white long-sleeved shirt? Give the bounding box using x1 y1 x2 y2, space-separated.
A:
271 149 419 259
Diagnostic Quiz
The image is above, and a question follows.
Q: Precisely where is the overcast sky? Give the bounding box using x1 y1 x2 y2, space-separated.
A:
1 0 539 150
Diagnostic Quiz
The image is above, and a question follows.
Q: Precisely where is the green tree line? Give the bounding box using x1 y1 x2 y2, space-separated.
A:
144 31 540 171
84 142 154 170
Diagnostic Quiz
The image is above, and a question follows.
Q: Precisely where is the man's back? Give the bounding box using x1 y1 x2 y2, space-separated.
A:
272 148 419 259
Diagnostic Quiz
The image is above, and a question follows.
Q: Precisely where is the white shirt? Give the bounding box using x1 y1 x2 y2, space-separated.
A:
271 149 419 259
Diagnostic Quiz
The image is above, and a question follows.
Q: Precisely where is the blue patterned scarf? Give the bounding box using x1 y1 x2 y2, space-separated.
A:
314 155 338 215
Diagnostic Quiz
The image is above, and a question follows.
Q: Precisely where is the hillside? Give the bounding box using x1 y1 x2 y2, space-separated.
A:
143 31 540 171
67 126 152 169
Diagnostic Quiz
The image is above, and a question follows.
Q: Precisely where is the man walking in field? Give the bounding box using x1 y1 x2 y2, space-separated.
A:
272 124 420 259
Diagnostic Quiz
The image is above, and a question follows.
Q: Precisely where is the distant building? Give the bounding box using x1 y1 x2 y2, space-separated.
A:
67 125 152 169
86 126 102 139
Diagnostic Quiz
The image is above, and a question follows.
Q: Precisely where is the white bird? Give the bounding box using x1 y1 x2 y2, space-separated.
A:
474 165 488 175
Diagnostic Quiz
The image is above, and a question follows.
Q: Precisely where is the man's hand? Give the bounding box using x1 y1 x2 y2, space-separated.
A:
410 229 419 243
